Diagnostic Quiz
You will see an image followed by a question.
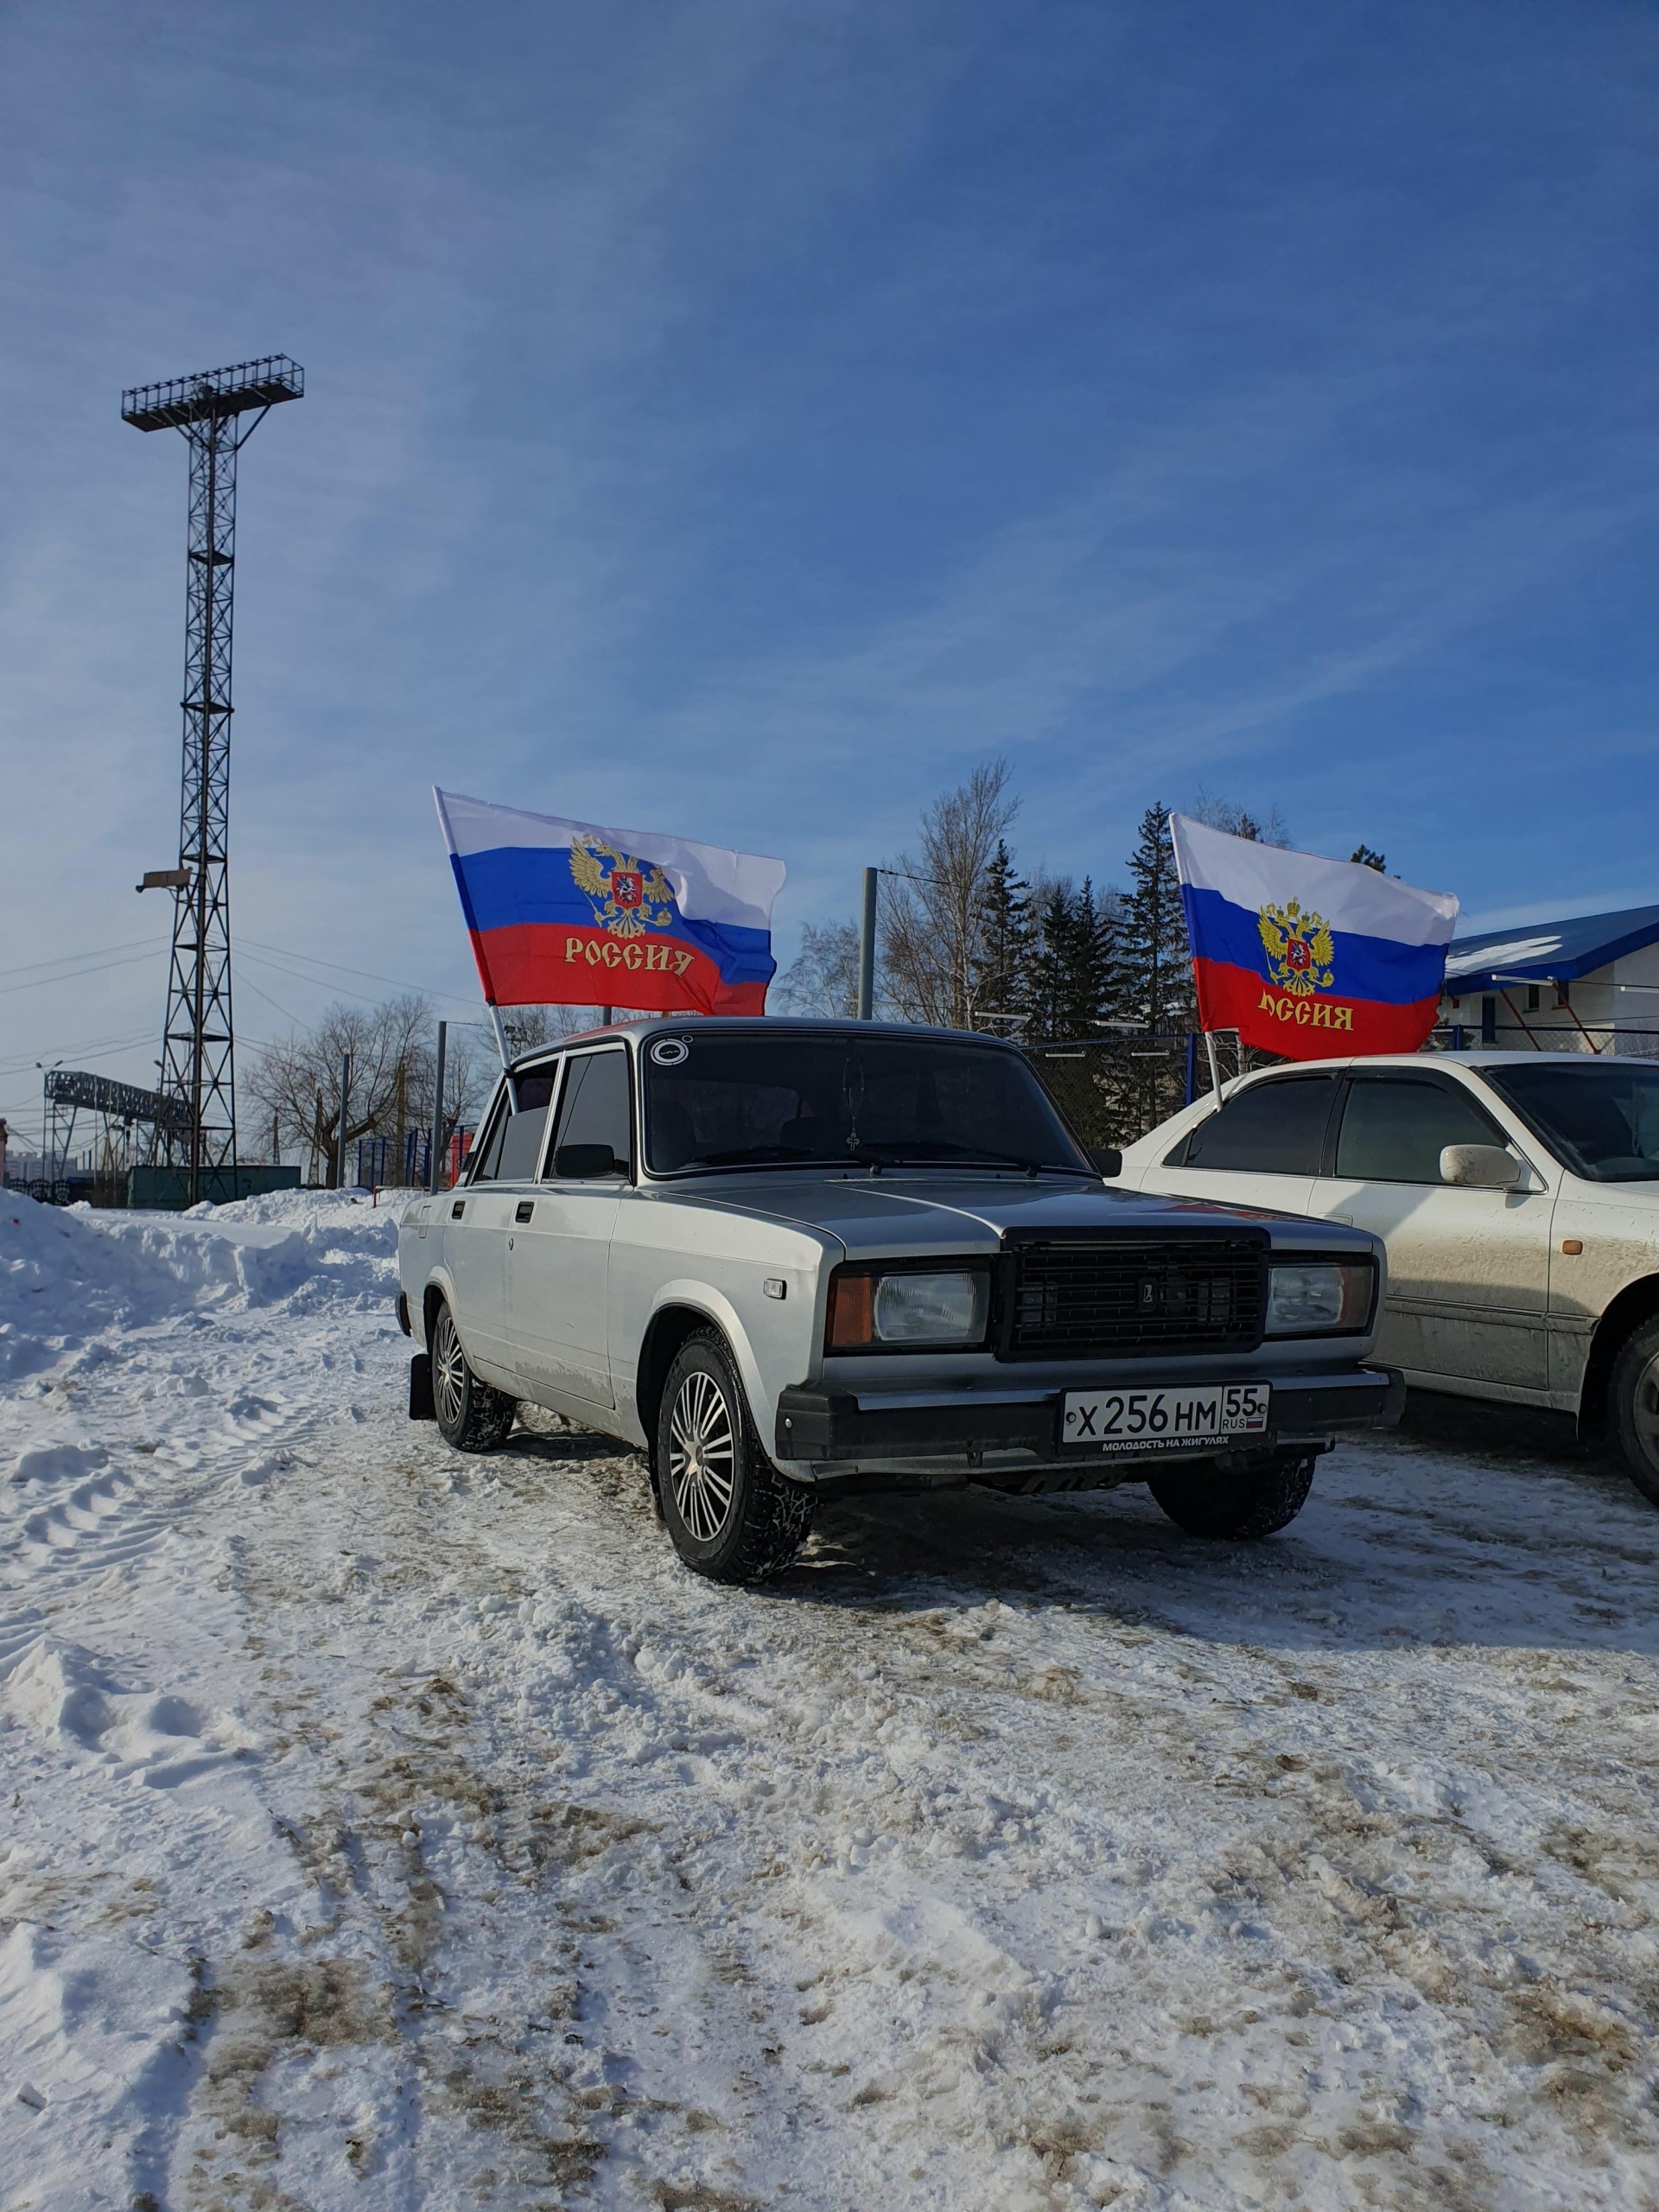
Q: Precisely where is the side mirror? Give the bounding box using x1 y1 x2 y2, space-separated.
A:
1440 1144 1522 1190
1090 1147 1123 1179
554 1142 621 1180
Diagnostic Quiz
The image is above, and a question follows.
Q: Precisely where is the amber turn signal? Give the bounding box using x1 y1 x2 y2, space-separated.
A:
1560 1238 1583 1255
827 1271 874 1348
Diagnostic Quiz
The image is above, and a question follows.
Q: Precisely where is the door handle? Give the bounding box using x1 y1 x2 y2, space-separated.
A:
514 1200 534 1224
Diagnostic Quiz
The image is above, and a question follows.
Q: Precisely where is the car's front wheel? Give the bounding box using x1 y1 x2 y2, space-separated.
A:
1607 1317 1659 1510
1148 1451 1316 1539
431 1300 517 1453
657 1332 814 1582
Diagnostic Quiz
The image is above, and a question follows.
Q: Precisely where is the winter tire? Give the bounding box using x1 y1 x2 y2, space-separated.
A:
430 1300 517 1453
1607 1317 1659 1510
1148 1451 1316 1540
657 1331 814 1583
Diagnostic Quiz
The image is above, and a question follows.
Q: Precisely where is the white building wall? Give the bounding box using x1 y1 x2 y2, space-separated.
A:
1610 944 1659 1055
1442 950 1659 1054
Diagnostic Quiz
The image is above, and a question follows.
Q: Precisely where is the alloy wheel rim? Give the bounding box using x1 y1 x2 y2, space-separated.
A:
434 1311 467 1430
668 1369 737 1542
1632 1354 1659 1471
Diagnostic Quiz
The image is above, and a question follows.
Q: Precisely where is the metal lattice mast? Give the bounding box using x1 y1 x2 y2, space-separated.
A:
123 357 303 1202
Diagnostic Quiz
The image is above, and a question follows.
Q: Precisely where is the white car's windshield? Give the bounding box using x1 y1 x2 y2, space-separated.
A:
642 1030 1091 1175
1484 1061 1659 1183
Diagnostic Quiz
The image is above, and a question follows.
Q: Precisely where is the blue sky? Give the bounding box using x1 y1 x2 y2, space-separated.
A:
3 0 1657 1126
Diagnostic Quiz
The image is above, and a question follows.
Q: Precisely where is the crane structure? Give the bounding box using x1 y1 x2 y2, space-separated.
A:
123 355 304 1203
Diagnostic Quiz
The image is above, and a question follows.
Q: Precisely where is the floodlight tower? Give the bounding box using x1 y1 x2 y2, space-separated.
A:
122 356 304 1202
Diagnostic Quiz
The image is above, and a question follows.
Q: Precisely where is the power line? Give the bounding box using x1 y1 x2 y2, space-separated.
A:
0 943 171 1000
0 934 169 982
238 934 482 1003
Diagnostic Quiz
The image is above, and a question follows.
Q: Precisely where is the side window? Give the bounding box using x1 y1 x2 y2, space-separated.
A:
467 1085 512 1183
1180 1077 1340 1174
493 1069 557 1182
1335 1078 1503 1185
547 1050 632 1178
470 1070 557 1184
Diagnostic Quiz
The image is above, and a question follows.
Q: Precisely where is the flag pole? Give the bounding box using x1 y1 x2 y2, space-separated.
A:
488 1006 511 1067
1204 1030 1224 1100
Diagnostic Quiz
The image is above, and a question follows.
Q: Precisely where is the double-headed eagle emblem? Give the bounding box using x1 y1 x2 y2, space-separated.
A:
569 836 676 938
1257 898 1335 995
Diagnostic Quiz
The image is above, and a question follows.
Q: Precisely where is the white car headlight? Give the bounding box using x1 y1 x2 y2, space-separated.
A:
827 1267 990 1349
1265 1261 1374 1335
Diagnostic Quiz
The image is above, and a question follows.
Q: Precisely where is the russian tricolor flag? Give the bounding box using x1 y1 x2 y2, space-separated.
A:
1168 815 1458 1059
435 789 785 1016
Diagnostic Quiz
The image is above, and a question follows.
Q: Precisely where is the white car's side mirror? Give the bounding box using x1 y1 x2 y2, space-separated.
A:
1440 1144 1522 1190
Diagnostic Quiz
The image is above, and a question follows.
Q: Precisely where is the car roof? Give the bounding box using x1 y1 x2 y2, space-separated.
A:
505 1015 1028 1077
1222 1052 1592 1083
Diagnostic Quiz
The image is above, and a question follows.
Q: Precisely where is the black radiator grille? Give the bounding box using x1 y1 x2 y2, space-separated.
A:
1006 1239 1264 1357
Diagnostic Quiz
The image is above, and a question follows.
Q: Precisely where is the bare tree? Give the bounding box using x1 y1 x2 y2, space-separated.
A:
499 1004 606 1053
879 760 1019 1028
432 1024 496 1184
1188 791 1292 847
247 995 497 1185
775 921 860 1017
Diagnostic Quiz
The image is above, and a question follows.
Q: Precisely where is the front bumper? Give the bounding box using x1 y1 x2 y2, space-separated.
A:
775 1365 1404 1478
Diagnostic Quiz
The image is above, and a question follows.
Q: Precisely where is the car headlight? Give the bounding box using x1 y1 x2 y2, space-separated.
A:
827 1267 990 1350
1265 1261 1374 1335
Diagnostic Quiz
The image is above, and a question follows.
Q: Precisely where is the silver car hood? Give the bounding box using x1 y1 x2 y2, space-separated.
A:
649 1171 1371 1262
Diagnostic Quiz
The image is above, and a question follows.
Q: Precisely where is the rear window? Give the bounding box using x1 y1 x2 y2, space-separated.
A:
1176 1076 1340 1175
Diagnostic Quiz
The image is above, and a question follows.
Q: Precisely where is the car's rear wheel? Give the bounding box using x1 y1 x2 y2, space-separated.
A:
431 1300 517 1453
657 1332 814 1582
1148 1451 1316 1539
1607 1317 1659 1509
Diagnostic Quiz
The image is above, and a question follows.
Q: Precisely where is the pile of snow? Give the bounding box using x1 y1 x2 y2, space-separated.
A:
0 1190 404 1382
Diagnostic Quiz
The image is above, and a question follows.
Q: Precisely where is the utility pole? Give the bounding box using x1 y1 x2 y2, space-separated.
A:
856 868 878 1020
123 356 304 1206
337 1052 352 1191
429 1020 448 1192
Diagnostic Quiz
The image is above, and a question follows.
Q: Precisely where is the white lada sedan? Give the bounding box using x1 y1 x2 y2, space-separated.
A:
1116 1052 1659 1509
397 1020 1399 1582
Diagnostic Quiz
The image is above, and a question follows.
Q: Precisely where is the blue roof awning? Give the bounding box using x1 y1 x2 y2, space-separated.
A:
1444 902 1659 994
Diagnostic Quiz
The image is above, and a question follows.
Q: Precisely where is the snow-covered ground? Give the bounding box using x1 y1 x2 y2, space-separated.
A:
3 1190 1656 2212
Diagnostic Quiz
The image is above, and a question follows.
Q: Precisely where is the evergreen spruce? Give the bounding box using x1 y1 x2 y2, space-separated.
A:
1057 877 1112 1039
971 839 1033 1033
1026 882 1077 1043
1121 804 1193 1033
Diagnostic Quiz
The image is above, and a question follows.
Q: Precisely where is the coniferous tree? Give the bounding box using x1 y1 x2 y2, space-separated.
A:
971 839 1033 1034
1121 803 1193 1034
1026 881 1077 1044
1055 878 1110 1039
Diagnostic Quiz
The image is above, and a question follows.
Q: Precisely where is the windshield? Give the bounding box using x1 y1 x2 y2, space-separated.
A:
1484 1059 1659 1183
642 1030 1090 1175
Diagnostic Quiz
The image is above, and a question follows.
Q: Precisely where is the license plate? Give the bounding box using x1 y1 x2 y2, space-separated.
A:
1060 1382 1270 1453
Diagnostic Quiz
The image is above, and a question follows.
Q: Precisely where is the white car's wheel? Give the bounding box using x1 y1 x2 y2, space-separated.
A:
656 1332 814 1582
1608 1318 1659 1510
430 1301 517 1453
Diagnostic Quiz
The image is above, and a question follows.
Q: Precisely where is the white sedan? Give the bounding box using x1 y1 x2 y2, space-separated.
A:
1116 1051 1659 1509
